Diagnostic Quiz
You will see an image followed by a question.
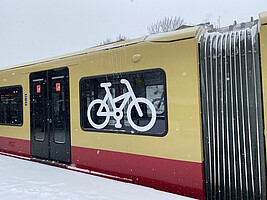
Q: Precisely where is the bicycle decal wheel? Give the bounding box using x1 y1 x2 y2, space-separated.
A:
87 99 110 129
127 98 156 132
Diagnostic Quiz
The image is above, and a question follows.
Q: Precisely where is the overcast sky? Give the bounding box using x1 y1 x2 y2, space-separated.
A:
0 0 265 68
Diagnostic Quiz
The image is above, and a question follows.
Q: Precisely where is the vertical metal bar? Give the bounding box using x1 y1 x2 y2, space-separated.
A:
200 35 209 199
233 31 243 199
215 34 221 199
221 33 227 199
224 32 232 198
238 30 249 198
251 27 262 197
229 32 238 199
244 29 255 199
204 34 213 198
209 34 217 199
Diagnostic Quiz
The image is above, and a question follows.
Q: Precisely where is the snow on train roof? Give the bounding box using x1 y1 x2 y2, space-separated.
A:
0 26 200 72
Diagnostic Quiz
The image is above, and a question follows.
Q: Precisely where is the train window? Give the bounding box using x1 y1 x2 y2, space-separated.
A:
80 69 167 136
0 85 23 126
52 80 66 144
31 80 46 141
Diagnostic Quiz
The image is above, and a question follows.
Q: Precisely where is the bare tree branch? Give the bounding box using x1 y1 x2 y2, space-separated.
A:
116 34 128 42
99 35 128 46
147 16 184 34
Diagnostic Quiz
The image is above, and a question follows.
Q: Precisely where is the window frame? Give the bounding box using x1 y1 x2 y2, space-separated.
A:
79 68 168 137
0 85 23 126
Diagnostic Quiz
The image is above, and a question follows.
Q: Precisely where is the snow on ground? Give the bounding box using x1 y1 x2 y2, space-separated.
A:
0 155 193 200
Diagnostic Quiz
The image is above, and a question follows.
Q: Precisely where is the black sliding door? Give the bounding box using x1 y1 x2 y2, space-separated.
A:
30 67 71 163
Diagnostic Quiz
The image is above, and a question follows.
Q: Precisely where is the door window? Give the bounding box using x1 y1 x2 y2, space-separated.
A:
32 80 46 141
52 80 66 144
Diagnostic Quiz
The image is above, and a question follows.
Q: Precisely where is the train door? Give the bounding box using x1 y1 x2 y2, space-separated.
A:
30 67 71 163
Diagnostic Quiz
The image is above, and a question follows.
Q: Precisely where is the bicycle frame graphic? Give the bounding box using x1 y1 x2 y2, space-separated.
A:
87 79 156 132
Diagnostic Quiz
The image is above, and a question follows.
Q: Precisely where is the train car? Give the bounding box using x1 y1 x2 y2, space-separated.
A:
0 11 267 199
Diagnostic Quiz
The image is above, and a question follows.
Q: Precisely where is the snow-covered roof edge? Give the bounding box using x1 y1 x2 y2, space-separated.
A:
0 27 201 71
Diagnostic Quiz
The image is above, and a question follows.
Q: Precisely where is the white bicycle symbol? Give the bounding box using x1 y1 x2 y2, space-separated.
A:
87 79 156 132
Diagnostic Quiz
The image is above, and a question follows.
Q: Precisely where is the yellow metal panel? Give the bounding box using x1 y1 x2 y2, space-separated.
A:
70 37 203 163
0 68 30 140
260 20 267 162
260 11 267 25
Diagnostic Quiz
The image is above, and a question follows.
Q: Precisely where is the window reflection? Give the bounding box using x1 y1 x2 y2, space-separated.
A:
0 86 23 126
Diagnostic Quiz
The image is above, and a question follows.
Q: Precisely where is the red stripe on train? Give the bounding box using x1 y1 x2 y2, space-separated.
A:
0 136 30 157
0 137 205 199
72 146 205 199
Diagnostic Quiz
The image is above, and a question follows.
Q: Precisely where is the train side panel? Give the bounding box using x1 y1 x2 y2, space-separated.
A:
69 28 205 198
0 68 30 156
0 27 205 199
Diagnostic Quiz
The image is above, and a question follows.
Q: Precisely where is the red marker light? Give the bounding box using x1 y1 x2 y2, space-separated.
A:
36 85 41 93
56 83 61 92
